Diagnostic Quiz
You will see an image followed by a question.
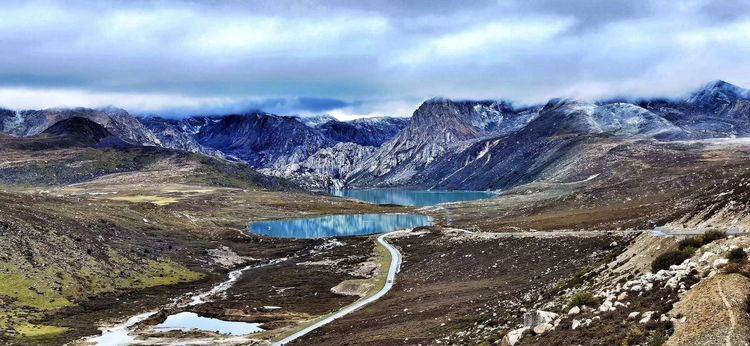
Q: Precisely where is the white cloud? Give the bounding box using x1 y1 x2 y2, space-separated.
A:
396 18 572 66
183 16 389 57
1 0 750 117
0 87 233 113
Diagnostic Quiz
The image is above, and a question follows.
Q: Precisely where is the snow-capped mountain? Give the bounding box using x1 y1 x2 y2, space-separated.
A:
344 82 749 190
3 80 750 191
686 80 750 116
401 98 683 190
638 80 750 138
295 114 337 127
156 113 407 170
531 99 681 138
346 98 536 187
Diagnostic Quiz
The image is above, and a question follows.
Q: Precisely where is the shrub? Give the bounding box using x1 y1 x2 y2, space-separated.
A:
676 230 727 251
648 334 666 346
702 230 727 243
677 236 703 250
651 249 693 272
568 291 601 308
727 248 747 263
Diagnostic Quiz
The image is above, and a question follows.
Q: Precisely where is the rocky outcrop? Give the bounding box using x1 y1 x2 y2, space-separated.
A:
502 309 560 345
263 142 376 189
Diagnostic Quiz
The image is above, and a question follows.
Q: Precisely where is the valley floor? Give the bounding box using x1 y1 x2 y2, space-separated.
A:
3 137 750 345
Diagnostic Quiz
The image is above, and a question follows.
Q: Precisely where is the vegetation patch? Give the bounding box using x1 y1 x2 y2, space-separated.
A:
651 249 693 272
727 248 748 263
677 230 727 251
0 271 73 311
15 323 69 338
568 291 601 309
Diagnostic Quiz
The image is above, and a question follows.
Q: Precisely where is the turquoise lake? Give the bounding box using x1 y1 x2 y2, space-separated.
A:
330 189 495 207
248 213 433 239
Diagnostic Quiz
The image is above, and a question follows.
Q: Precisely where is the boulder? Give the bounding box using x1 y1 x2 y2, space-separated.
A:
639 311 654 324
713 258 729 269
598 300 614 312
501 327 529 346
523 310 559 328
699 251 716 263
568 306 580 315
571 319 581 330
533 323 553 335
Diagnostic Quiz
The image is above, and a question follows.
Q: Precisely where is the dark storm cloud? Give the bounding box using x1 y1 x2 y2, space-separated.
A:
0 0 749 117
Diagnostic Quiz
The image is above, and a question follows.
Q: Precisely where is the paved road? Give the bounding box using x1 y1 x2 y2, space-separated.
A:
274 231 404 345
448 227 746 239
651 226 745 237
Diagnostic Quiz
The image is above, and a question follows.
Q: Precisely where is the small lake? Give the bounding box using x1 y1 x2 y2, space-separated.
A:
154 312 263 335
248 213 433 239
330 189 495 207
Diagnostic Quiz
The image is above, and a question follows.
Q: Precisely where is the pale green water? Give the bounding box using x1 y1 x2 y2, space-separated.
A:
248 213 432 239
330 189 494 206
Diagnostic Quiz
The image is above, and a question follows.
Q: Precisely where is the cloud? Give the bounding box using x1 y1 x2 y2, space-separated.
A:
394 18 572 66
0 0 749 118
0 87 354 117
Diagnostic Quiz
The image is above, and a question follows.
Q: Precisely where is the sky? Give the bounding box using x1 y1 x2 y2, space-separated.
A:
1 0 750 119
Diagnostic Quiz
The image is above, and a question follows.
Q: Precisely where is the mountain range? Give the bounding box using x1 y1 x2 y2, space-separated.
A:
2 80 750 191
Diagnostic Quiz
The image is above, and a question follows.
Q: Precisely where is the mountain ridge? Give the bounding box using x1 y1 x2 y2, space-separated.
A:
2 80 750 190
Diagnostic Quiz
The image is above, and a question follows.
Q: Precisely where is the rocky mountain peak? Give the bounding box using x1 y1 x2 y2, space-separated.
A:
540 98 593 113
687 80 749 106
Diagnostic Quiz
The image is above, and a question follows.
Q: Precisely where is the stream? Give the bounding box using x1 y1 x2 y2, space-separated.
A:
83 260 281 345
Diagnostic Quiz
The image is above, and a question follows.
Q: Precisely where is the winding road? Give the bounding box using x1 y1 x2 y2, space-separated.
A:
274 231 404 345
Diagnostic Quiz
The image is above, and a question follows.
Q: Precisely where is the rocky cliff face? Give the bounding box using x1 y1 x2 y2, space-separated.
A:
194 113 335 168
262 142 377 189
139 116 226 158
346 99 536 187
317 117 408 147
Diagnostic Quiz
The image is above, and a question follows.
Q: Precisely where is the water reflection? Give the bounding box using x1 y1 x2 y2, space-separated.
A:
248 213 432 239
154 312 263 335
330 189 494 206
